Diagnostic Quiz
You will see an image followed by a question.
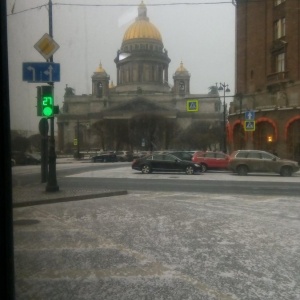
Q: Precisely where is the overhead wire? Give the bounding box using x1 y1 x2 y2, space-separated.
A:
7 1 236 17
8 0 288 17
7 4 47 16
54 2 234 6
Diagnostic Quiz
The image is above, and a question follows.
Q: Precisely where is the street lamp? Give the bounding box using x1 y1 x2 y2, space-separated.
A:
216 82 230 153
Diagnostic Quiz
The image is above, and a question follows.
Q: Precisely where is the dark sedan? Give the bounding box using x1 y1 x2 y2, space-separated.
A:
165 151 195 161
91 153 117 163
12 152 41 165
132 153 203 175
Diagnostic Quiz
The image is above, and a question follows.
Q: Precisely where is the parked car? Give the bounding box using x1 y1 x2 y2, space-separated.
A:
165 151 194 161
115 151 133 162
12 152 41 165
192 151 230 172
228 150 299 176
91 152 117 163
132 153 203 175
133 151 151 159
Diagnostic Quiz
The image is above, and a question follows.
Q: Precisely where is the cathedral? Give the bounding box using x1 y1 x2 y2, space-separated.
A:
57 1 223 153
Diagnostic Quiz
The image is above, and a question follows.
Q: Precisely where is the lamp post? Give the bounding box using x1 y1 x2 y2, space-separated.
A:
46 0 59 192
76 120 80 159
216 82 230 153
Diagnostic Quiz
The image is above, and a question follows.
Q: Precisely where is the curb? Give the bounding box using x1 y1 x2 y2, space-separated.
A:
13 190 128 208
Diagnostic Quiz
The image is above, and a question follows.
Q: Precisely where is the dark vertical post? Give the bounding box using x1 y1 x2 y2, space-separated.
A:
223 88 227 153
46 0 59 192
39 118 49 182
76 120 80 159
1 0 15 297
217 82 230 153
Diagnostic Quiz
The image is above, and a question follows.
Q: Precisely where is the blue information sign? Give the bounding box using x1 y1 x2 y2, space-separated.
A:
245 110 255 120
23 62 60 82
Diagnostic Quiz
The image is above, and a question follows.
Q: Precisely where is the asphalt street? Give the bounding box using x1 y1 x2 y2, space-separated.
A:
12 161 300 300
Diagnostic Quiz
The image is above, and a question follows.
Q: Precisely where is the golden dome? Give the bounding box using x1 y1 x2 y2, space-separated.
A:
176 61 188 73
176 62 187 73
95 62 106 73
122 1 162 42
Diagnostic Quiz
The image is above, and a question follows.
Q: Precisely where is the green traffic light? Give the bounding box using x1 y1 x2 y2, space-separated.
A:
42 95 54 117
37 86 54 117
43 106 54 117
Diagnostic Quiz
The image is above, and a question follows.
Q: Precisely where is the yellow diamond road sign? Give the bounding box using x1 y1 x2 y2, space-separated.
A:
34 33 60 60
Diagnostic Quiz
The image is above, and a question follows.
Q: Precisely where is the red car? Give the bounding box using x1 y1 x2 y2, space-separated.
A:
192 151 230 172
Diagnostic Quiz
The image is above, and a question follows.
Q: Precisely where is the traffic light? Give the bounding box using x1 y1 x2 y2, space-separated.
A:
37 85 54 117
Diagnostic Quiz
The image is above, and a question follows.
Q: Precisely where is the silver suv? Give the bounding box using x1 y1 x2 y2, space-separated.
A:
229 150 299 176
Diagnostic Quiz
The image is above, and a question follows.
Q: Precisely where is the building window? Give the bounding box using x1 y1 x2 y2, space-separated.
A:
179 81 185 91
276 53 285 72
274 0 285 6
97 82 103 98
274 18 285 39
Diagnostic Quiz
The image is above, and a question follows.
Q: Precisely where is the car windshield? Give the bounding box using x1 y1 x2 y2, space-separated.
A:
3 1 300 299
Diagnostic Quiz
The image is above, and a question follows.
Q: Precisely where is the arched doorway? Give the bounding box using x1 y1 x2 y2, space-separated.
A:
286 118 300 163
253 121 276 152
232 123 245 150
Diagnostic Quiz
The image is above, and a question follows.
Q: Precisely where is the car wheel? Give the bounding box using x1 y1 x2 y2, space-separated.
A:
280 166 292 177
237 165 248 176
141 164 152 174
185 166 194 175
201 164 208 172
103 158 107 163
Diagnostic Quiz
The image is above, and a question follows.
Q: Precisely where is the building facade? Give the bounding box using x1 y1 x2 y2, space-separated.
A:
229 0 300 162
57 2 223 153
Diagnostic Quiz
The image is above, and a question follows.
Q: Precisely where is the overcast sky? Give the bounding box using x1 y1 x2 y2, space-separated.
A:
6 0 235 133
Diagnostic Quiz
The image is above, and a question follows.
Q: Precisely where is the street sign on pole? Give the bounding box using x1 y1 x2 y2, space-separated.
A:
23 62 60 82
34 33 60 60
244 121 255 131
245 110 255 120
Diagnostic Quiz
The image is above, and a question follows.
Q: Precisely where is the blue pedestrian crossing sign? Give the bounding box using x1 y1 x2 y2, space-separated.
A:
245 110 255 120
186 100 199 112
244 121 255 131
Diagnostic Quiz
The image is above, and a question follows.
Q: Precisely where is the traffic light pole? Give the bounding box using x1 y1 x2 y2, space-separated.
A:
46 0 59 192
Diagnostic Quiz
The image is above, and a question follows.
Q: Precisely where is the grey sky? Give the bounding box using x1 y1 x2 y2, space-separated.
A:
7 0 235 133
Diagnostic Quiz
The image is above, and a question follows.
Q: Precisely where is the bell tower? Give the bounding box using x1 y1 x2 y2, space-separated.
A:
173 61 190 96
92 63 110 98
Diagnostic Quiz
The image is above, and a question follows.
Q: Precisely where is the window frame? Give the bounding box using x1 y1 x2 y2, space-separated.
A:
274 18 286 40
276 52 285 72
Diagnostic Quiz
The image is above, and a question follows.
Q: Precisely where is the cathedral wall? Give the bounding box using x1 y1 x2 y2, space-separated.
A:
90 100 107 112
176 118 192 130
175 98 219 114
67 102 90 114
199 102 217 113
